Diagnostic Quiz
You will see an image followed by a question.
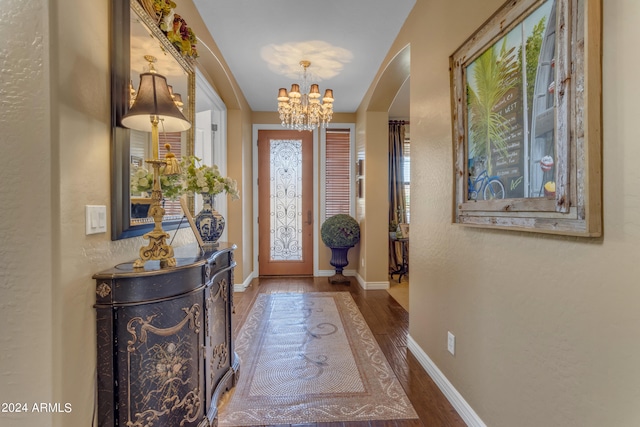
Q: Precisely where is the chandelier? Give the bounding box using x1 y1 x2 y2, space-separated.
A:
277 60 334 131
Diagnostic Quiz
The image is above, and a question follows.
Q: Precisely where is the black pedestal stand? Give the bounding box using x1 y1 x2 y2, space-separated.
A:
328 246 352 284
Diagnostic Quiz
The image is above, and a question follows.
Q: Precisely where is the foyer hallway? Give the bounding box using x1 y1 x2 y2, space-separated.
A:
230 277 466 427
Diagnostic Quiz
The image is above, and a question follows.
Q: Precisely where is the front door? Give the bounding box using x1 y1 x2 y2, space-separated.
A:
258 130 313 275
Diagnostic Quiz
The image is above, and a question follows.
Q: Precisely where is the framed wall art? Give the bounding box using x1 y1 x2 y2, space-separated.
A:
450 0 602 236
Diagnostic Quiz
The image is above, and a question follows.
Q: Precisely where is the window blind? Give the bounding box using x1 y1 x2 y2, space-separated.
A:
325 129 351 218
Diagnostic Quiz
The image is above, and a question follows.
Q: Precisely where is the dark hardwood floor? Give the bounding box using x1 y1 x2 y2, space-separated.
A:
231 276 466 427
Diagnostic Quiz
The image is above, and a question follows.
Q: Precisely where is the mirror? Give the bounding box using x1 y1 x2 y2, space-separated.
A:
194 68 228 241
111 0 195 240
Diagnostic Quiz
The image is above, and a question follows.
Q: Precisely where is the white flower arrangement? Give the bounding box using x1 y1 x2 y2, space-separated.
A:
130 157 239 200
180 156 239 200
130 165 154 195
130 164 183 200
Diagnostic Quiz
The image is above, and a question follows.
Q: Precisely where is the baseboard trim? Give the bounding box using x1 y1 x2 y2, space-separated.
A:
234 271 255 293
315 269 358 277
407 334 487 427
355 272 390 290
236 270 390 291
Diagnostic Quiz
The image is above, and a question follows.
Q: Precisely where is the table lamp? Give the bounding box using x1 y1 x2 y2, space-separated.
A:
122 56 191 268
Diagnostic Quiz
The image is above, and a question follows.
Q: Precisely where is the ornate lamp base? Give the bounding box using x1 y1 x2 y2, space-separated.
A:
133 159 176 269
133 229 177 268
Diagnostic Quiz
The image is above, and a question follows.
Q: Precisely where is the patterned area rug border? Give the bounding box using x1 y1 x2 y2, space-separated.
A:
219 292 417 426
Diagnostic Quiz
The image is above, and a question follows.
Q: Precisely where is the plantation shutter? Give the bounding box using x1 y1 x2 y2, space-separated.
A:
325 129 351 218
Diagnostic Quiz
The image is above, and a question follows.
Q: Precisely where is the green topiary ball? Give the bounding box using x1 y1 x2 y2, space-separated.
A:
321 214 361 248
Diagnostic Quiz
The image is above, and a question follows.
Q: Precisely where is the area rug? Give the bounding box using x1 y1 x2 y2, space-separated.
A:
219 292 418 426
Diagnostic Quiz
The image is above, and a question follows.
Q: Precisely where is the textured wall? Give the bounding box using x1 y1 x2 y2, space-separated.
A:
360 112 390 283
0 0 53 425
6 0 640 426
361 0 640 426
49 0 244 424
0 0 230 425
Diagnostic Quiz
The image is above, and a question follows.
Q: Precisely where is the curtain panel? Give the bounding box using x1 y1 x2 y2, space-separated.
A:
389 120 406 271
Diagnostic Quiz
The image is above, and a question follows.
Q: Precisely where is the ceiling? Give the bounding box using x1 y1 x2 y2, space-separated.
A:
192 0 415 115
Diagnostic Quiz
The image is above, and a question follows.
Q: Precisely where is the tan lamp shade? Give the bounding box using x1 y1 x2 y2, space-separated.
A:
122 72 191 132
323 89 334 103
289 84 301 98
309 84 321 99
277 88 289 101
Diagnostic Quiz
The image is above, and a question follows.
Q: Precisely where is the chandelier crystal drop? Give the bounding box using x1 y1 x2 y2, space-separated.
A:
277 60 334 132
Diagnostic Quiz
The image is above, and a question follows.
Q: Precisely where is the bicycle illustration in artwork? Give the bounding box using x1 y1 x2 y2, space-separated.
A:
467 157 506 201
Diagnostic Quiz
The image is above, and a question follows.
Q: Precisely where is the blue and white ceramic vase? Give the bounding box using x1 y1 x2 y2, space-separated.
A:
194 193 225 247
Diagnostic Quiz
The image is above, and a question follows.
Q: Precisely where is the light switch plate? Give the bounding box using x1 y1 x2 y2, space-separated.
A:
86 205 107 235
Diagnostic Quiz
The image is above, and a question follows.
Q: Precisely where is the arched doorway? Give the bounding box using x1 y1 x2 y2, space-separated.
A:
358 44 410 303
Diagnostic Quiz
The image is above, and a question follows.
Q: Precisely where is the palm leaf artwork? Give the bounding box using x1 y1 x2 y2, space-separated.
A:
467 39 519 176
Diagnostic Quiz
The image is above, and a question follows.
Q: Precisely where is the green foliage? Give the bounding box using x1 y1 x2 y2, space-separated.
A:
152 0 176 17
321 214 361 248
131 156 240 202
166 14 198 58
467 39 520 175
130 164 183 200
524 17 546 127
180 156 239 199
159 173 182 200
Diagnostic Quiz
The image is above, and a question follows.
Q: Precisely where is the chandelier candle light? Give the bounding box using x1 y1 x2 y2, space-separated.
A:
277 60 334 131
122 55 191 268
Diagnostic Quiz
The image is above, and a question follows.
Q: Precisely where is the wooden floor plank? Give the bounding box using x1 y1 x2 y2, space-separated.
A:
230 277 465 427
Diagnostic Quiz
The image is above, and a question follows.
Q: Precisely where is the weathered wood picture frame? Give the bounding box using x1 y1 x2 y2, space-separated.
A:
450 0 602 236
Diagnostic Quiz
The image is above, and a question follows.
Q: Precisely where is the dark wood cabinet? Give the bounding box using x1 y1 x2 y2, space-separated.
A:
93 244 239 427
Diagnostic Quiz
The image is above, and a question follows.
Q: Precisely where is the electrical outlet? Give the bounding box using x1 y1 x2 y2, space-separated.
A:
447 331 455 355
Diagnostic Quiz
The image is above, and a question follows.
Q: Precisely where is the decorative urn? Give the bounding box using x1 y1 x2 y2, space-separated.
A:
320 214 361 284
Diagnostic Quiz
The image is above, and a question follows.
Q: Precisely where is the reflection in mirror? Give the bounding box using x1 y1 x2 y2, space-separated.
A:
128 21 190 226
111 0 194 240
194 69 228 241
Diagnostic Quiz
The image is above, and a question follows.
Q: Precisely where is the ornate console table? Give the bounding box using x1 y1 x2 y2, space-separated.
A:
93 243 239 427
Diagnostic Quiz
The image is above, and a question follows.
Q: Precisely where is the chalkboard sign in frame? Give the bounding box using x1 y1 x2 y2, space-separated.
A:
450 0 602 237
